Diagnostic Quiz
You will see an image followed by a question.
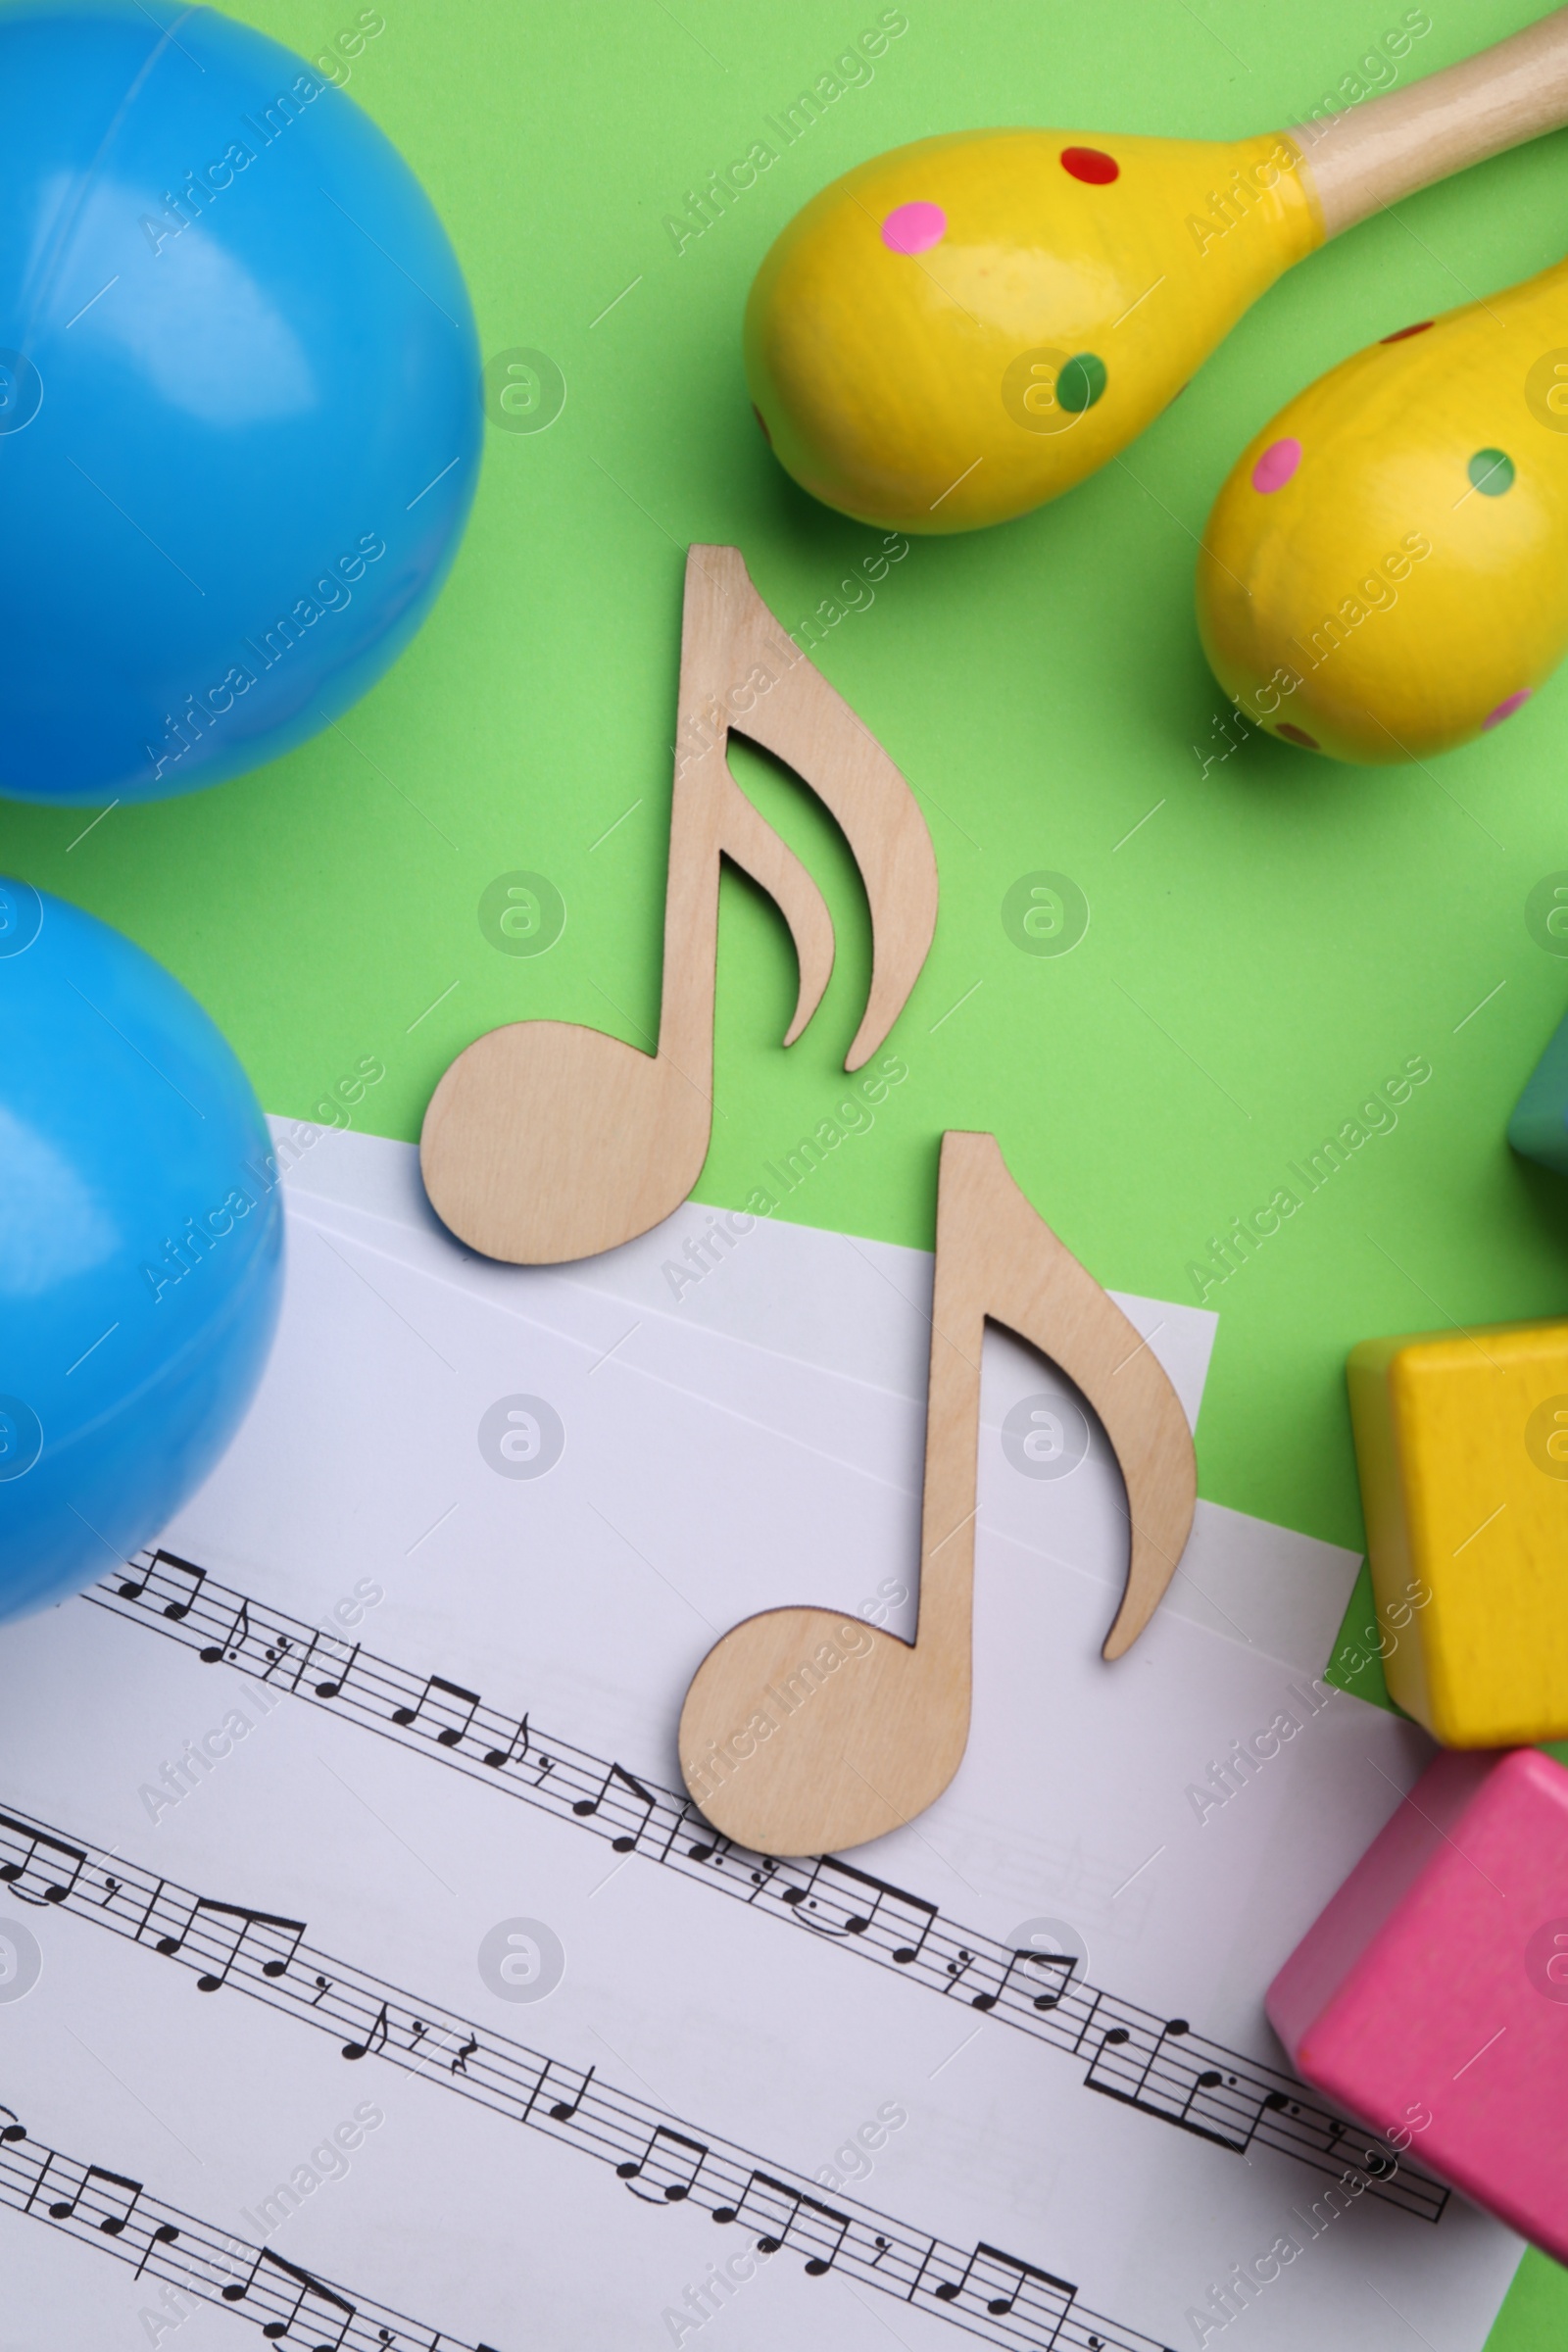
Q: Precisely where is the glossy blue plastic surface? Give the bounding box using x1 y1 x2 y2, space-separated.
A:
0 877 284 1618
0 1 481 805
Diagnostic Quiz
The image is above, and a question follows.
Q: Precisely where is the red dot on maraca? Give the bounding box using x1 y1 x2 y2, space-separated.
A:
1060 147 1119 184
1277 723 1320 749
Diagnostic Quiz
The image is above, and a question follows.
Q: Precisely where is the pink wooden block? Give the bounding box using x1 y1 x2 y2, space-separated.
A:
1266 1745 1568 2258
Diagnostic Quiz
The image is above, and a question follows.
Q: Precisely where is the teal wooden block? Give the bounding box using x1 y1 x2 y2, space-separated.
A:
1509 1007 1568 1177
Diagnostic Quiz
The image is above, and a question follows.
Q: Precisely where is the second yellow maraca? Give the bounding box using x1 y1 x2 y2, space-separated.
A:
1198 259 1568 763
746 10 1568 532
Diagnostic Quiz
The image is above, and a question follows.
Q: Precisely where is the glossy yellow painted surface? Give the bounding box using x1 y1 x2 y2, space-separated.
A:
745 128 1323 534
1199 259 1568 764
1347 1321 1568 1746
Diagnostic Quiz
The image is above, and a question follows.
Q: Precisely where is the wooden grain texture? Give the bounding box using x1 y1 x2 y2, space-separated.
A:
1295 8 1568 238
676 1130 1199 1857
419 546 938 1263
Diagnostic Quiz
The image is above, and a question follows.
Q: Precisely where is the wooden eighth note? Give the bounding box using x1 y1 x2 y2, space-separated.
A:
677 1131 1198 1857
420 544 938 1262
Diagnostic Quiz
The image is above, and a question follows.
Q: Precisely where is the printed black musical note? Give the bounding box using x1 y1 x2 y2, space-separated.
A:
391 1675 482 1748
779 1856 937 1964
131 2219 182 2279
198 1596 251 1665
615 2124 710 2204
312 1975 334 2006
312 1640 361 1701
572 1761 657 1852
710 2171 852 2275
482 1713 529 1771
972 1944 1079 2015
451 2034 479 2077
342 2002 391 2062
221 2244 356 2347
154 1898 306 1993
933 2240 1076 2326
524 2059 594 2123
99 1875 122 1906
547 2063 595 2122
119 1550 205 1619
0 1816 85 1907
45 2163 144 2235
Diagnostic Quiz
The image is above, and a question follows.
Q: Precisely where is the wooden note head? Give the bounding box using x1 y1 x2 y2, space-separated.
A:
678 1605 968 1857
421 1018 710 1265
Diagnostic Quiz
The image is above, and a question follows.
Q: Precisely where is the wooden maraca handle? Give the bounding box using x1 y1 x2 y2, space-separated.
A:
1296 6 1568 234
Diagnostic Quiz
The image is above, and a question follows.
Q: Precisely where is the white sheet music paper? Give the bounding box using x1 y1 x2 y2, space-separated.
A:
0 1123 1523 2351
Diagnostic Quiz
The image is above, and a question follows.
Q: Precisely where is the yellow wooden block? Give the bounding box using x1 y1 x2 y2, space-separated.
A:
1348 1320 1568 1745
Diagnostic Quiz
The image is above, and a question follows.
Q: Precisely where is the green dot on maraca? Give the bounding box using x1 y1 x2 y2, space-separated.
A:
1057 353 1108 414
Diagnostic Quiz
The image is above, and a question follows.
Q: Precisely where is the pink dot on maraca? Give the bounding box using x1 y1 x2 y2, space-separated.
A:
881 201 947 255
1277 722 1319 749
1485 689 1532 729
1251 437 1302 495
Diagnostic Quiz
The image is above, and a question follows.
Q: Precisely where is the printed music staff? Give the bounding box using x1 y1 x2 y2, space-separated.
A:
84 1575 1448 2220
678 1129 1199 1855
420 543 938 1262
2 1798 1422 2352
1 2105 495 2349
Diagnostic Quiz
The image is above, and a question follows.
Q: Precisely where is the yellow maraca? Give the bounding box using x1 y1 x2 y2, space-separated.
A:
1197 261 1568 763
746 12 1568 533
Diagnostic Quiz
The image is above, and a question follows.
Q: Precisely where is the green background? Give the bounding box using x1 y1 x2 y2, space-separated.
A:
4 1 1564 2335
